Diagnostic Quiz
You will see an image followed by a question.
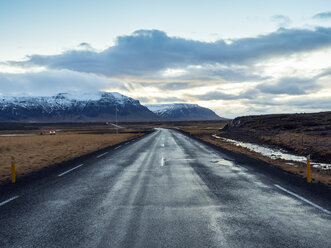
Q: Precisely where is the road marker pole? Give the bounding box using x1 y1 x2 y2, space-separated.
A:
11 154 16 183
306 155 311 183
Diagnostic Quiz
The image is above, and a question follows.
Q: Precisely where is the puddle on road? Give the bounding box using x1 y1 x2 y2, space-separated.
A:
215 159 233 166
211 159 235 167
220 137 331 170
211 159 246 173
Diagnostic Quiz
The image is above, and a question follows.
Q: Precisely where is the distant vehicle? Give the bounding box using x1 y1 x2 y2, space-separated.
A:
49 130 56 135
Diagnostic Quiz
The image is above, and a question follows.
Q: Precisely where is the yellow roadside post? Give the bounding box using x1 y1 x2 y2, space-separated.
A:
306 155 311 183
11 154 16 183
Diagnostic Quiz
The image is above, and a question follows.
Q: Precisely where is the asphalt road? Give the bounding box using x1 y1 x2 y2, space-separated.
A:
0 128 330 248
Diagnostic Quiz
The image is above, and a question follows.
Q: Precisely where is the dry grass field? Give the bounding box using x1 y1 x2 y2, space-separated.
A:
1 119 330 186
0 127 146 183
222 112 331 163
261 132 331 162
172 121 331 187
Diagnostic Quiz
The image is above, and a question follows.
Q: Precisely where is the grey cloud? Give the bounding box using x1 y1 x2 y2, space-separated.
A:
79 42 90 46
182 65 268 82
137 96 185 104
272 15 291 27
136 81 203 90
188 68 330 102
211 68 267 82
134 81 192 90
78 42 94 50
0 70 125 96
313 11 331 20
10 28 331 77
257 77 317 95
154 97 186 103
285 98 331 109
189 89 258 101
316 68 331 78
257 66 331 95
248 96 331 110
192 92 239 101
135 97 150 103
155 82 194 90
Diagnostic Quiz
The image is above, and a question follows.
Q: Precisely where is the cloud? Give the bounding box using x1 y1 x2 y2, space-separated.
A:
187 68 330 102
173 64 267 82
316 67 331 78
0 70 125 96
154 96 186 103
190 91 239 101
77 42 94 51
136 96 185 104
188 89 258 101
207 66 266 82
2 29 331 118
134 81 195 90
248 96 331 110
10 28 331 77
257 77 318 95
272 15 291 27
285 98 331 109
257 67 331 95
313 11 331 20
157 82 195 90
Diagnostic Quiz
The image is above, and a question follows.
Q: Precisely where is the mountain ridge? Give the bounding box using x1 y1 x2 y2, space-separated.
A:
147 103 223 121
0 92 225 122
0 92 158 122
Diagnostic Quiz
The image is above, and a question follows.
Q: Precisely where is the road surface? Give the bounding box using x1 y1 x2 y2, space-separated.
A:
0 128 330 247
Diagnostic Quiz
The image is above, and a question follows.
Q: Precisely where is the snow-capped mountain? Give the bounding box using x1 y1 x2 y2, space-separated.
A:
0 92 158 122
147 103 223 121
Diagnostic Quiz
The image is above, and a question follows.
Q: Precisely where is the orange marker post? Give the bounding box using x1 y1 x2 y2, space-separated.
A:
11 154 16 183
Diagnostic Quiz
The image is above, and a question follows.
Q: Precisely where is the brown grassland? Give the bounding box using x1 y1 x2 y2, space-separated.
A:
0 124 148 183
1 117 330 187
164 120 331 187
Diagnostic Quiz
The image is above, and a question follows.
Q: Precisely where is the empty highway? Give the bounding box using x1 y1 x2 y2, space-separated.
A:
0 128 330 248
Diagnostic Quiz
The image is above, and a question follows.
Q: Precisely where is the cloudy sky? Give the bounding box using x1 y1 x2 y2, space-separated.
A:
1 0 331 118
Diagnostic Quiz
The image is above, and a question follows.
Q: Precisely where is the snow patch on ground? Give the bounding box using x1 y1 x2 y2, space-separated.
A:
221 137 331 170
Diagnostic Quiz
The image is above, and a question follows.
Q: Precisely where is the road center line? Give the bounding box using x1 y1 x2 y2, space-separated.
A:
97 152 108 158
274 184 330 214
58 164 84 177
0 196 20 207
115 145 121 150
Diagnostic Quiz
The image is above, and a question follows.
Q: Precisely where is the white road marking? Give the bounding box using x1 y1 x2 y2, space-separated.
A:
97 152 108 158
58 164 84 177
274 184 330 214
115 146 121 150
0 196 20 207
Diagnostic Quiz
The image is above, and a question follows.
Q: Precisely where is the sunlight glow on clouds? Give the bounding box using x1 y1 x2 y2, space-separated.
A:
1 23 331 118
161 68 187 77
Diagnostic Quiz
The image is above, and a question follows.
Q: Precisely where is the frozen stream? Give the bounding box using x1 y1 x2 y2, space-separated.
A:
219 136 331 170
